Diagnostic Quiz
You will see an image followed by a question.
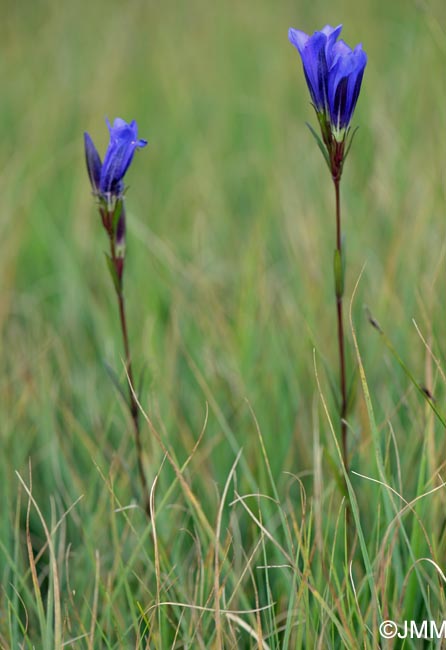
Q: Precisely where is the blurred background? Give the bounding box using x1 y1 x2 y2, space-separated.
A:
2 0 444 476
0 0 445 644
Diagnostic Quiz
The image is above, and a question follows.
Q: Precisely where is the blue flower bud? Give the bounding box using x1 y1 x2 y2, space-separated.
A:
84 132 102 193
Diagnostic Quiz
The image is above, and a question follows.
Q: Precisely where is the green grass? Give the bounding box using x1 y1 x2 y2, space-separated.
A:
1 0 446 647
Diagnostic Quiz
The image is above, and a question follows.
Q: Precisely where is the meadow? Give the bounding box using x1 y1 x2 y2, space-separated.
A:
1 0 446 647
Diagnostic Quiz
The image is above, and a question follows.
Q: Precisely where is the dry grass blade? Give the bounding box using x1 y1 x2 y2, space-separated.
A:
87 550 100 650
230 492 294 566
214 449 242 649
143 601 275 616
150 455 167 641
17 464 62 649
225 612 272 650
125 366 215 541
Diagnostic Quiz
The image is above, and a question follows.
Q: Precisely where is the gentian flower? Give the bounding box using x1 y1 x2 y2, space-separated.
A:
288 26 366 473
288 24 366 180
83 118 151 514
84 118 148 205
84 118 147 287
288 24 367 146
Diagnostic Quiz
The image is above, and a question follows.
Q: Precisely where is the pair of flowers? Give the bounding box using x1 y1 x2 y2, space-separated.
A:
84 24 366 204
83 23 366 496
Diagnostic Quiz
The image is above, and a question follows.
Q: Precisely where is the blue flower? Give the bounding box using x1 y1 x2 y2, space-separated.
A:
289 24 367 139
84 118 148 203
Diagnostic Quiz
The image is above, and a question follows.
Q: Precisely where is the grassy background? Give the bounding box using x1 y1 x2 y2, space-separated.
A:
1 0 446 647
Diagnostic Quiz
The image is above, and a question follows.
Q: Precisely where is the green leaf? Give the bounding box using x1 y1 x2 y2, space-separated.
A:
323 447 348 499
333 248 344 299
104 252 121 294
103 360 127 403
111 200 123 235
346 365 358 416
315 109 331 143
367 309 446 426
306 122 330 170
343 126 359 163
137 363 152 397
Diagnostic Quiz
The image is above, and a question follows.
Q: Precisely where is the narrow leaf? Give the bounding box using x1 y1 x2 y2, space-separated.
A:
343 126 359 163
333 248 344 299
367 312 446 427
306 122 330 170
112 200 123 235
103 360 127 403
346 366 358 416
104 253 121 294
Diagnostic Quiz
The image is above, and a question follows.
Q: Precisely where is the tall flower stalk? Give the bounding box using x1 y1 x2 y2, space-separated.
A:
289 25 367 473
84 118 149 511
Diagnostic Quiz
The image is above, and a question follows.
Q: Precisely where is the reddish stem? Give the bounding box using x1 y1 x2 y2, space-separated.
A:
109 230 150 515
334 178 348 474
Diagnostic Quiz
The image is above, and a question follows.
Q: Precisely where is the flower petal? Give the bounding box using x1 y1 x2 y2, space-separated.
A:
289 24 343 113
100 118 148 197
327 38 351 69
328 44 367 130
288 27 310 53
321 24 343 38
289 30 329 111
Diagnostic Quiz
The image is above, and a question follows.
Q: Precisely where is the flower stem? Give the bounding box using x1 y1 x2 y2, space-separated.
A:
109 235 150 516
334 178 348 474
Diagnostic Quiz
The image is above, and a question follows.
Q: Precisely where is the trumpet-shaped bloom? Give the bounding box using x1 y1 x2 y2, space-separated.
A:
84 118 147 202
289 24 367 137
